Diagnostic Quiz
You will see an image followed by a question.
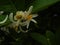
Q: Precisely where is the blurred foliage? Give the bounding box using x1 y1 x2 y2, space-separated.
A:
0 0 60 45
29 0 59 13
30 33 48 45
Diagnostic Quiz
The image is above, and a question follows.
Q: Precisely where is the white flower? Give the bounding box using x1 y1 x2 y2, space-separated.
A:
9 11 26 31
0 15 8 24
9 6 38 32
21 6 38 29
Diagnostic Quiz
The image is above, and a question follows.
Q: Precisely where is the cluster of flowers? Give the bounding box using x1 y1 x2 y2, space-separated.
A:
0 6 38 33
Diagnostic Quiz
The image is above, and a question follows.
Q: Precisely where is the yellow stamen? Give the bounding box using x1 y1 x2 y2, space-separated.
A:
15 15 22 20
26 15 32 20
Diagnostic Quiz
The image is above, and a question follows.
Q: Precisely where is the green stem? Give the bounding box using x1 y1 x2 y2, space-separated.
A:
47 38 51 45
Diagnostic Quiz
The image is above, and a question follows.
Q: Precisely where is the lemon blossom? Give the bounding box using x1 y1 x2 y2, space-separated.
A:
9 6 38 32
9 11 27 31
20 6 38 29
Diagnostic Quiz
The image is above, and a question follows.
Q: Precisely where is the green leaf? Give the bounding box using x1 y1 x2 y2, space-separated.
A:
0 0 17 12
0 0 25 11
46 31 55 39
30 0 59 13
0 5 16 12
46 31 56 45
30 33 48 45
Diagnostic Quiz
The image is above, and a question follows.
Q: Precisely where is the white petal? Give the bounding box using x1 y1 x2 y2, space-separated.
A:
16 20 20 26
0 11 4 15
27 6 33 15
24 11 27 14
32 14 38 18
9 13 16 23
16 11 24 15
31 19 37 23
0 15 8 24
24 11 28 16
19 26 28 33
19 22 26 26
26 21 30 29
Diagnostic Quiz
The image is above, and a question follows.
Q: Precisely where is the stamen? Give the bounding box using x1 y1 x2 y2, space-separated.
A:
26 15 32 20
16 15 22 19
14 14 22 20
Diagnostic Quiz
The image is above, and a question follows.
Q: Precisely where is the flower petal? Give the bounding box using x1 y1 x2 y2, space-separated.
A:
16 20 20 26
16 11 24 15
19 22 27 26
27 6 33 15
0 15 8 24
26 21 30 29
31 19 37 23
9 13 16 23
32 14 38 18
19 26 28 33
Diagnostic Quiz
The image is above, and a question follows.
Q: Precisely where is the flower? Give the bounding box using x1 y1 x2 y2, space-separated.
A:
9 6 38 32
9 11 26 31
20 6 38 29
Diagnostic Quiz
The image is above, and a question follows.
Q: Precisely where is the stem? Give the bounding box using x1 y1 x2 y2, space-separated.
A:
47 38 51 45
